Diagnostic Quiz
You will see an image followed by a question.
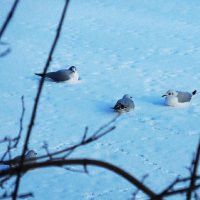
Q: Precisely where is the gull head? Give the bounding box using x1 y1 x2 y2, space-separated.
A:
26 150 37 158
123 94 133 99
69 66 77 73
162 90 178 98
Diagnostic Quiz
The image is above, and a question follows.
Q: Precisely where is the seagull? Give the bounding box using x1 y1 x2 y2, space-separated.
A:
35 66 79 82
113 94 135 112
162 90 197 107
3 150 37 167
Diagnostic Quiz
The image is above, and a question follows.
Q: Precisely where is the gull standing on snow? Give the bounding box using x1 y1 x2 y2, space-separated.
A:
162 90 197 107
3 150 37 167
113 94 135 112
35 66 79 82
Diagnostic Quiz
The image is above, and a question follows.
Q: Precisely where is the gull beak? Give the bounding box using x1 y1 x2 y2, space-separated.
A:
162 94 166 97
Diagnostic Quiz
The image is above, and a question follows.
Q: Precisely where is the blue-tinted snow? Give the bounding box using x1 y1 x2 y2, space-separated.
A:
0 0 200 199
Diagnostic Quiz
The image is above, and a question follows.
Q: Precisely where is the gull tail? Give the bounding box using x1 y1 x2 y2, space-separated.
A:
35 73 45 78
113 103 125 111
192 90 197 95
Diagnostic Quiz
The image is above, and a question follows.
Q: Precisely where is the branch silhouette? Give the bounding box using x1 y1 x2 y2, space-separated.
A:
0 96 25 162
0 0 20 39
187 139 200 200
12 0 71 199
0 159 157 199
0 1 199 200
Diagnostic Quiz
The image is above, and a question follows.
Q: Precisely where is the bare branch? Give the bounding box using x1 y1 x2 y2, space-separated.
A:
92 113 120 139
0 176 12 189
159 175 200 198
0 192 33 199
158 177 180 197
0 96 25 162
1 115 118 167
12 0 71 199
0 159 157 199
0 0 20 39
26 114 118 162
161 184 200 197
42 141 53 160
157 139 200 199
132 174 149 200
64 166 88 174
82 126 88 142
13 96 25 148
1 140 12 161
187 139 200 200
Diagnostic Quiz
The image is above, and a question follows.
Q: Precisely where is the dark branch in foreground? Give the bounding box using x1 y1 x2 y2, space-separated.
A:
187 139 200 200
0 1 199 199
1 158 199 200
12 1 71 199
1 114 119 166
157 140 200 199
0 192 33 199
0 159 157 199
0 0 20 39
1 120 199 200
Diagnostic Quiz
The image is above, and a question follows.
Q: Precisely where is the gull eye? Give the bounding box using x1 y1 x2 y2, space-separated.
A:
169 92 171 95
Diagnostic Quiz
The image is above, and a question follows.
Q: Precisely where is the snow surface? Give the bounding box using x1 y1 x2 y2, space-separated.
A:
0 0 200 199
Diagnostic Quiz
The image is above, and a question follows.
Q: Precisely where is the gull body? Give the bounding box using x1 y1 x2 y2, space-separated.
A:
162 90 197 107
3 150 37 167
35 66 79 82
113 94 135 112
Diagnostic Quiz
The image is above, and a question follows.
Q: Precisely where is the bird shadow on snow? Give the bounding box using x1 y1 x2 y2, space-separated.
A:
94 100 117 115
31 76 82 85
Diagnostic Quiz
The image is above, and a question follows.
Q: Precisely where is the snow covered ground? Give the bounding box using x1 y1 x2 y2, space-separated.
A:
0 0 200 199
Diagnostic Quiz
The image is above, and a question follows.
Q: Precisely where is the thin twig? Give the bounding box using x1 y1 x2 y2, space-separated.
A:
13 96 25 148
12 1 71 199
42 142 53 160
29 115 117 161
92 113 120 138
82 126 88 142
0 0 20 39
161 185 200 197
158 175 200 198
0 96 25 162
1 115 118 165
132 174 149 200
158 177 180 197
0 176 12 189
187 139 200 200
64 166 88 174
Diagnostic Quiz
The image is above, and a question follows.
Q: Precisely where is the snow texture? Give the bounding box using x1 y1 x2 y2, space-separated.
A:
0 0 200 199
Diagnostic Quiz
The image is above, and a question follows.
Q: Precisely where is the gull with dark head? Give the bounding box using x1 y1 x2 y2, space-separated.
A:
35 66 79 82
